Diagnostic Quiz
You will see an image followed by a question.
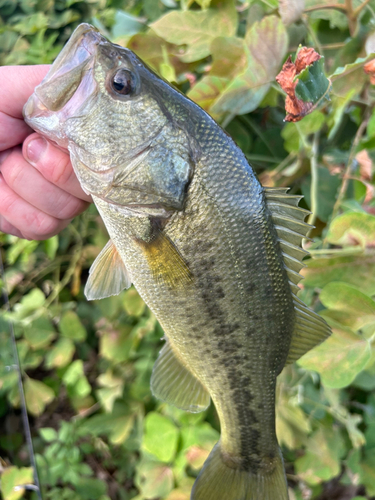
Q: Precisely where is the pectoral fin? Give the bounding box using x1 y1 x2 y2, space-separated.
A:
151 340 210 413
85 239 131 300
137 228 192 288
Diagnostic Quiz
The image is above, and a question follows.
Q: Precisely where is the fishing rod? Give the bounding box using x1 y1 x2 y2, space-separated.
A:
0 247 42 499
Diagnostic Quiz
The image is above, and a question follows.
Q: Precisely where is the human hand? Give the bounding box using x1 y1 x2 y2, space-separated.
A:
0 65 91 240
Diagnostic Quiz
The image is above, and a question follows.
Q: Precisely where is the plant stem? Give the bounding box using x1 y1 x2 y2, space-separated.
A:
330 108 372 222
304 3 347 13
307 133 320 230
345 0 356 35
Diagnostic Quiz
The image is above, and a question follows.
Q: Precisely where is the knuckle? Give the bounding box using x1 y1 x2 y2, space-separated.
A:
25 210 58 239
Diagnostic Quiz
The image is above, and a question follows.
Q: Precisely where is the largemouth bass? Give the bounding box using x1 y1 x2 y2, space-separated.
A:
24 23 331 500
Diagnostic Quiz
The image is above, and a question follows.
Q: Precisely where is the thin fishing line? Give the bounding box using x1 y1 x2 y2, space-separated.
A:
0 246 42 500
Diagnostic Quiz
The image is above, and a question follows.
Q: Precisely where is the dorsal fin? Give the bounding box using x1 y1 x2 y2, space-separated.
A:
265 187 312 289
265 187 332 363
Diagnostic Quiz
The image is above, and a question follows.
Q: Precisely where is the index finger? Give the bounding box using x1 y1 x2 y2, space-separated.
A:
0 65 50 119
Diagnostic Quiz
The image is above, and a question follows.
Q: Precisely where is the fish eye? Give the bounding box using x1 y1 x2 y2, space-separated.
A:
110 69 135 96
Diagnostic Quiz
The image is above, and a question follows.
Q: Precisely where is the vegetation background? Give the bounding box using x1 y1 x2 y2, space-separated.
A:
1 0 375 499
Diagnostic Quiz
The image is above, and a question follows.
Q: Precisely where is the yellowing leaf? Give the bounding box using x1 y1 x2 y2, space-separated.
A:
0 466 34 500
210 36 247 79
319 282 375 331
299 324 371 389
24 378 55 416
150 1 237 62
212 16 288 115
45 337 75 368
295 426 343 485
302 254 375 295
187 75 229 118
136 460 174 499
327 212 375 248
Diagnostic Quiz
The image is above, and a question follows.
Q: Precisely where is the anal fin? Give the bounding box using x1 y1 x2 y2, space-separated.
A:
84 239 131 300
151 340 210 413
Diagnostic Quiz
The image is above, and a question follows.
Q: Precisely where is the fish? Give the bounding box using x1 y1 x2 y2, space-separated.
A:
24 23 331 500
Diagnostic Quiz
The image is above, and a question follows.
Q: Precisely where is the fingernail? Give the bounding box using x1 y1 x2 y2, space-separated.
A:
26 137 47 165
0 150 11 167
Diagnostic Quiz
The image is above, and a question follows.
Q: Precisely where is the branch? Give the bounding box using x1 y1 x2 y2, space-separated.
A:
353 0 372 17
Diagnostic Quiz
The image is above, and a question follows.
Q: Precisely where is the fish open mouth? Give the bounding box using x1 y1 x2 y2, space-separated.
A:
23 24 106 144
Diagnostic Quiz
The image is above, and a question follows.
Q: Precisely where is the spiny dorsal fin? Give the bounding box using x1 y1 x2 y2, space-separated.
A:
151 340 210 413
265 187 311 289
265 187 331 362
85 239 131 300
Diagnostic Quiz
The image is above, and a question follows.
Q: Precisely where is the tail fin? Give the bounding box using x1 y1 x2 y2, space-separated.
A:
191 443 288 500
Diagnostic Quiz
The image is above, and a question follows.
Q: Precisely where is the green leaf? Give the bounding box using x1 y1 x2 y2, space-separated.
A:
10 288 45 323
150 1 237 62
212 15 288 115
59 311 87 341
112 10 145 38
24 378 55 416
299 324 371 389
84 403 135 445
39 427 58 442
330 53 375 81
62 360 91 398
319 282 375 331
123 288 146 317
302 254 375 295
142 412 179 463
45 337 75 368
75 476 107 499
281 110 325 152
24 316 55 349
295 57 331 107
0 466 34 500
326 212 375 248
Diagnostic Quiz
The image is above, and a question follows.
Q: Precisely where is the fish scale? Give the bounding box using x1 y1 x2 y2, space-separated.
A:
24 23 331 500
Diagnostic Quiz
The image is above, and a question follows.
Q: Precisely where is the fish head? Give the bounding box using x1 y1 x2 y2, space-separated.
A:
24 23 195 214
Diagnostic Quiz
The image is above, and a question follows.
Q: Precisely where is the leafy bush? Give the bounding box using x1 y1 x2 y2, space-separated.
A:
1 1 375 499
